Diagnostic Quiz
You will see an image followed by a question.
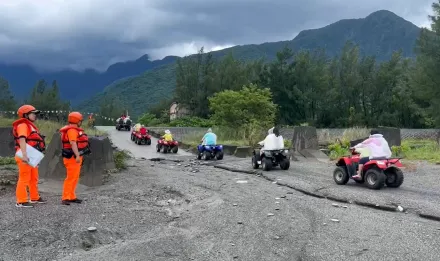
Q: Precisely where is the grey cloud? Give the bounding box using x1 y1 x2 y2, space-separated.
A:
0 0 434 72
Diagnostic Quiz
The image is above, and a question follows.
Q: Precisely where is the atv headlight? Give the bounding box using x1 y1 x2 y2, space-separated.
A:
284 150 289 154
264 151 272 156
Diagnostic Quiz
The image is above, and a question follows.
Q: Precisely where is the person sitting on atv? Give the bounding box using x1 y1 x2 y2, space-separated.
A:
121 114 126 120
134 123 141 132
162 129 174 142
352 129 392 179
140 125 147 135
258 127 284 156
201 128 217 145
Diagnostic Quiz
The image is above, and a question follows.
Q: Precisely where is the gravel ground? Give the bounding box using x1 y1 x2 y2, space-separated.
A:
1 158 440 260
2 127 440 260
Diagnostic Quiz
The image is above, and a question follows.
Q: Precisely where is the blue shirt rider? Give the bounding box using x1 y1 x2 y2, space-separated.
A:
201 128 217 146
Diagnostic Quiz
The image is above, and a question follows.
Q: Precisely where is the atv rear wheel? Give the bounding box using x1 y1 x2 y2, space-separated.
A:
262 158 272 171
146 139 151 145
385 168 404 188
333 166 349 185
216 151 224 160
364 168 386 190
201 151 210 160
251 156 259 169
280 158 290 170
172 146 178 153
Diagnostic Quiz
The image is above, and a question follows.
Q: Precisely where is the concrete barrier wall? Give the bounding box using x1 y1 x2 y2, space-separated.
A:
147 127 440 143
0 127 15 157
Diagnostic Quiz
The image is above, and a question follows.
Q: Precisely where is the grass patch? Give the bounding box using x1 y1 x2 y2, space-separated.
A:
0 157 15 165
0 117 106 144
114 150 131 170
393 139 440 163
327 130 440 163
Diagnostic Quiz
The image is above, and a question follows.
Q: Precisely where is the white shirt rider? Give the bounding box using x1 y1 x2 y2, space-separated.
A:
259 127 284 151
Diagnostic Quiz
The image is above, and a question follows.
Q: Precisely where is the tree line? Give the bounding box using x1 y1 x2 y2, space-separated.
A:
146 1 440 129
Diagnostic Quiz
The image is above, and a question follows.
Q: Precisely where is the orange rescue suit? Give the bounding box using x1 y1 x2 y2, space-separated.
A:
60 125 91 158
12 118 46 152
59 125 90 201
12 118 45 203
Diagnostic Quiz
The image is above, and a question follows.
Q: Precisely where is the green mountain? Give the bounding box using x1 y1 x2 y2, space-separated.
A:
78 10 421 117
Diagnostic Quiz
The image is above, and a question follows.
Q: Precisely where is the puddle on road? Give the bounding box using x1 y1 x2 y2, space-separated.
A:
236 180 248 184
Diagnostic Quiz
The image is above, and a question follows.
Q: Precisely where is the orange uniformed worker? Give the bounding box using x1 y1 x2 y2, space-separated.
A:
12 105 46 208
59 112 90 205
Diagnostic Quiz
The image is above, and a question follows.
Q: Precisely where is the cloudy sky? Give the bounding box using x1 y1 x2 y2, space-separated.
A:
0 0 434 72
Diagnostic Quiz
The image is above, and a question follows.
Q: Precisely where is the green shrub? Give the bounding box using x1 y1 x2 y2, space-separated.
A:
114 150 131 170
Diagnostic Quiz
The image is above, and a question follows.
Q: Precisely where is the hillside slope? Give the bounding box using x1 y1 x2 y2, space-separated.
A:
0 55 178 105
80 10 422 117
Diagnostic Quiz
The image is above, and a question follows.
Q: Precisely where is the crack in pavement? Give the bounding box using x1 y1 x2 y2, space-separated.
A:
210 164 440 223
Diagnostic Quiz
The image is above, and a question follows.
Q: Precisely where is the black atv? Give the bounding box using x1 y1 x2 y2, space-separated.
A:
252 149 290 171
116 118 131 131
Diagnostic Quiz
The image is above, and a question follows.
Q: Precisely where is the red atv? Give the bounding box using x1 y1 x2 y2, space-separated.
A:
131 129 151 145
156 138 178 153
333 148 404 190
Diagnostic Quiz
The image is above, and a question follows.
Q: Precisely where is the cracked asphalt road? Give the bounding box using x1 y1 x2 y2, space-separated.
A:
1 127 440 260
214 157 440 217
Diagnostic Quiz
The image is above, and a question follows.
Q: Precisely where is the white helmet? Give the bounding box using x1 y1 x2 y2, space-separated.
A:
165 129 170 134
207 128 212 133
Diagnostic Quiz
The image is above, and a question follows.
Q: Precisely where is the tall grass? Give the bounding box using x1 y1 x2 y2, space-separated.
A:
0 117 106 144
180 126 265 147
396 139 440 163
325 127 440 163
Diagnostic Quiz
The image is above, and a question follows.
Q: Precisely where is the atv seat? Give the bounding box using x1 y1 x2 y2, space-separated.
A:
369 157 389 160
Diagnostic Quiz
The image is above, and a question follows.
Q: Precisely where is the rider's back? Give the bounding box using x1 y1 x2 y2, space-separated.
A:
203 132 217 145
262 134 284 150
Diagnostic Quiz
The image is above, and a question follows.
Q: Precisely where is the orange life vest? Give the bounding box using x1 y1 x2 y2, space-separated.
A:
59 125 90 158
12 118 46 152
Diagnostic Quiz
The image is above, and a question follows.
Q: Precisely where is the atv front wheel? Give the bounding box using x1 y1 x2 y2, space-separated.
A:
385 168 404 188
172 146 178 153
146 139 151 145
333 166 349 185
364 168 386 190
280 158 290 170
262 158 272 171
156 144 161 152
251 156 259 169
216 151 224 160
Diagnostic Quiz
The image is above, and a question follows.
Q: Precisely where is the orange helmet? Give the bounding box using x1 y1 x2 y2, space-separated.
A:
17 105 40 118
68 112 83 124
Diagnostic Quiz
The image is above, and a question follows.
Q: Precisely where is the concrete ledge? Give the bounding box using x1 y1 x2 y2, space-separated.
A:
0 127 15 157
39 133 115 187
234 146 252 158
223 145 238 155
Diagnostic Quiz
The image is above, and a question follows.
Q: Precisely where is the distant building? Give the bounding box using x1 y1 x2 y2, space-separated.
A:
169 102 189 121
